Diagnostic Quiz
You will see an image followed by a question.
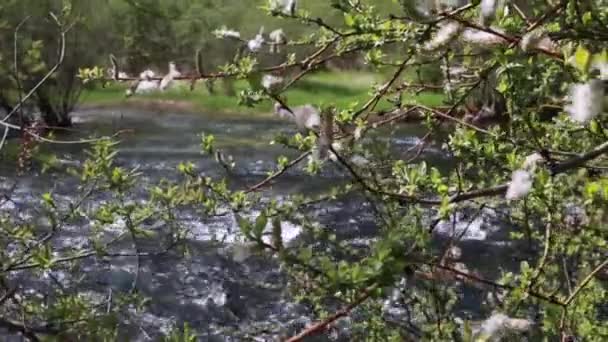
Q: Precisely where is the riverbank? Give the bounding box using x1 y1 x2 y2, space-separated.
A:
79 71 444 115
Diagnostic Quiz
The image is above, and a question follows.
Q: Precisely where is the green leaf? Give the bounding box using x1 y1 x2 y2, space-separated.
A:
589 120 600 134
201 134 215 155
298 247 313 262
344 13 355 27
582 12 592 25
33 245 54 269
42 192 55 208
574 45 591 73
236 214 252 237
253 212 267 238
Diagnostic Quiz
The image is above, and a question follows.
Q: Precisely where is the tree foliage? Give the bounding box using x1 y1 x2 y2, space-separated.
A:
1 0 608 341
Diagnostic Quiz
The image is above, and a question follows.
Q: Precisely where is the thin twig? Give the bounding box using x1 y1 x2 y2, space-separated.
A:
285 284 377 342
427 263 565 306
0 16 31 152
245 151 311 193
1 13 67 125
564 258 608 305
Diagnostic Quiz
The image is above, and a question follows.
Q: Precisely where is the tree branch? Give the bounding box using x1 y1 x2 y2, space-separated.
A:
1 13 67 126
565 258 608 306
245 151 311 193
285 285 377 342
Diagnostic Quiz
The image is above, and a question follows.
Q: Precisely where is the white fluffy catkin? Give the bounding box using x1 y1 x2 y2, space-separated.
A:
424 21 462 50
565 80 604 123
461 28 507 46
522 152 544 171
506 170 532 200
479 313 532 338
261 74 284 92
480 0 497 26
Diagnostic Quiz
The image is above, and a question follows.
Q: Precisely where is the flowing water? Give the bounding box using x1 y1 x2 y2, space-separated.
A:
0 108 525 341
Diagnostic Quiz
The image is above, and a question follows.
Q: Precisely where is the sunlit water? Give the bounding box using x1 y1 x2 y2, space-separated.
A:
0 108 527 340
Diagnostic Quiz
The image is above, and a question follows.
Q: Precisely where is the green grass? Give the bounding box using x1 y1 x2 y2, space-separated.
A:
80 71 445 116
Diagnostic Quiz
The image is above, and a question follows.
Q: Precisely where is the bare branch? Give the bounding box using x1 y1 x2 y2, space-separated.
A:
565 258 608 305
425 263 566 307
245 152 311 193
286 285 377 342
1 12 67 126
0 16 31 152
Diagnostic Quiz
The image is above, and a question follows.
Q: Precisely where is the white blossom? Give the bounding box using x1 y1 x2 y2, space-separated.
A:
213 27 241 39
536 36 558 53
285 0 297 15
248 37 264 52
565 80 604 123
480 0 497 26
519 30 544 52
248 28 265 52
506 170 532 200
522 152 544 170
269 29 287 53
425 21 462 50
328 141 344 162
462 28 507 46
447 246 462 260
273 103 320 132
401 0 432 19
443 82 453 95
304 109 321 130
261 74 284 92
270 0 296 16
118 71 129 79
353 126 363 140
479 313 533 339
521 29 557 53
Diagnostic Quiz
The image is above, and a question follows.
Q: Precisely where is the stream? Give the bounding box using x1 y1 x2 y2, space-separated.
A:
0 108 525 341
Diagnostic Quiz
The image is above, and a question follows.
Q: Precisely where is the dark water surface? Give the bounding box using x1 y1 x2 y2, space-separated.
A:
0 108 522 340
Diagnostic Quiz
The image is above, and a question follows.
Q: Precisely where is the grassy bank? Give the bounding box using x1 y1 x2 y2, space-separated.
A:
80 71 445 115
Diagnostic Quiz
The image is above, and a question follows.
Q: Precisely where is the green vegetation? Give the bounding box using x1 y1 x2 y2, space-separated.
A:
80 71 445 114
1 0 608 341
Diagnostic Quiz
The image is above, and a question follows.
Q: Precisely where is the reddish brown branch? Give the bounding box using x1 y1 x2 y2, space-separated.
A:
423 263 566 307
285 285 377 342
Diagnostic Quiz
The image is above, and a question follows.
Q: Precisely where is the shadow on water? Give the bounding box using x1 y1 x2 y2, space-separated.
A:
0 108 522 340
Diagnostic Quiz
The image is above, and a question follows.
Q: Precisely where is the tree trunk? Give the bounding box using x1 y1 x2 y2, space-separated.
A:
36 91 71 128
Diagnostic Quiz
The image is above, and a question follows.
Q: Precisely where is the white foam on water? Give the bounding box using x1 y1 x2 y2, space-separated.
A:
0 200 16 210
207 282 227 307
434 211 500 241
187 211 303 248
261 219 302 247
